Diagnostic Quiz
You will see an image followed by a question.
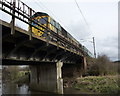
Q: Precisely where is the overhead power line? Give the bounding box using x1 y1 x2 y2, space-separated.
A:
74 0 93 34
34 0 46 12
37 0 57 19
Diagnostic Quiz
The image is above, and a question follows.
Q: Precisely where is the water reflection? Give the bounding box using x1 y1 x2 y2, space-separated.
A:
2 83 47 94
3 83 28 94
0 75 2 96
2 82 86 94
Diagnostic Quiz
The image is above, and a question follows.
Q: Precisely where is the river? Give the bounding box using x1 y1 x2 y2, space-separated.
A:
2 83 89 94
0 82 1 95
2 83 49 94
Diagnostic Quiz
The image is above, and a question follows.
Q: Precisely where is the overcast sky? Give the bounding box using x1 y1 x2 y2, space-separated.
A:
0 0 119 61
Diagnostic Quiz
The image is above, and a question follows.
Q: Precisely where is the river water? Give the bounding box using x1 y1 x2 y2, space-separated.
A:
0 75 2 96
2 83 48 94
2 83 87 94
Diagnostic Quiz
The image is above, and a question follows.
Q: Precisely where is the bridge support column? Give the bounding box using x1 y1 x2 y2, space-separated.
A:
74 56 87 77
29 61 63 94
83 57 87 72
83 57 87 71
56 61 63 94
79 56 87 77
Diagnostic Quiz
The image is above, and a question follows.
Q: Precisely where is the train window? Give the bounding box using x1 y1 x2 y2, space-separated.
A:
58 30 62 35
50 18 54 25
40 17 48 25
53 20 56 26
59 25 61 31
32 19 38 26
51 18 57 28
50 19 52 24
54 27 57 33
56 23 59 29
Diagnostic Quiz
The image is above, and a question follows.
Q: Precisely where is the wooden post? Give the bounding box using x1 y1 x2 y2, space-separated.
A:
29 8 32 40
83 57 87 72
10 0 15 35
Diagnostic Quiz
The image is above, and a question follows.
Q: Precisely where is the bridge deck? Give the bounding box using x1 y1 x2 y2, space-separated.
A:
1 19 83 64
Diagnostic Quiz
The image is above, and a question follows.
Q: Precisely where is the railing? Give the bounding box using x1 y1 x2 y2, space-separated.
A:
0 0 92 57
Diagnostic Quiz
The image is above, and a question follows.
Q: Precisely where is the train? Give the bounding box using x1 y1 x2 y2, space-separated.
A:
30 12 92 57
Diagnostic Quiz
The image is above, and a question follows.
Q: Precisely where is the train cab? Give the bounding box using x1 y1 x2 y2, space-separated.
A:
31 12 62 38
31 12 49 37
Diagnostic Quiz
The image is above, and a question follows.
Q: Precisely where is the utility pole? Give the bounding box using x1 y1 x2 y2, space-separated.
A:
93 37 96 58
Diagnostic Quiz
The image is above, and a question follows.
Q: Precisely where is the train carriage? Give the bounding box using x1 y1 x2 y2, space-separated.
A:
30 12 92 57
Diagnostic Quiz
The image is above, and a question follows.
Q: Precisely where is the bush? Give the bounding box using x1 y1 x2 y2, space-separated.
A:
73 76 120 94
86 54 118 76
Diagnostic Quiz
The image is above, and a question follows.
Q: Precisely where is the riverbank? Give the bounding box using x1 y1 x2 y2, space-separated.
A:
73 75 120 94
3 74 120 94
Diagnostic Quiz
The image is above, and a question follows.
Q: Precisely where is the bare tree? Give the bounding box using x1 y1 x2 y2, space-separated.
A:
86 54 118 76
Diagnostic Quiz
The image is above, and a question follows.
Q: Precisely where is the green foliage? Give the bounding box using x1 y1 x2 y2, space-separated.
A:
73 76 120 94
2 66 30 83
2 66 20 82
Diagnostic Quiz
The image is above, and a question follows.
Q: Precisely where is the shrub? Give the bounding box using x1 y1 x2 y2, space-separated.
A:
86 54 118 76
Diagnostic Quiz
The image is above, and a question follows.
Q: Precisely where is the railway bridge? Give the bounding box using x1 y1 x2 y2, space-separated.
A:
1 0 92 94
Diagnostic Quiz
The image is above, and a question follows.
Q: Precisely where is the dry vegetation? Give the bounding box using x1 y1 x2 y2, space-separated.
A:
86 54 119 76
72 54 120 94
74 75 120 94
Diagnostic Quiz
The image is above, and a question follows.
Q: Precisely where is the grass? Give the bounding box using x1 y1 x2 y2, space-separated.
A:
73 75 120 94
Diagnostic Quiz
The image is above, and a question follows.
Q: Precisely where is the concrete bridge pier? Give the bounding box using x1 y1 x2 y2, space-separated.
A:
29 61 63 94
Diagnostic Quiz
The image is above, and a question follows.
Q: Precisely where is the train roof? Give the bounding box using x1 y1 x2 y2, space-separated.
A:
32 12 49 18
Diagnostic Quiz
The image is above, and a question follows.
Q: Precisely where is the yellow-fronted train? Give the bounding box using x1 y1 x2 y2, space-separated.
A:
30 12 92 57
